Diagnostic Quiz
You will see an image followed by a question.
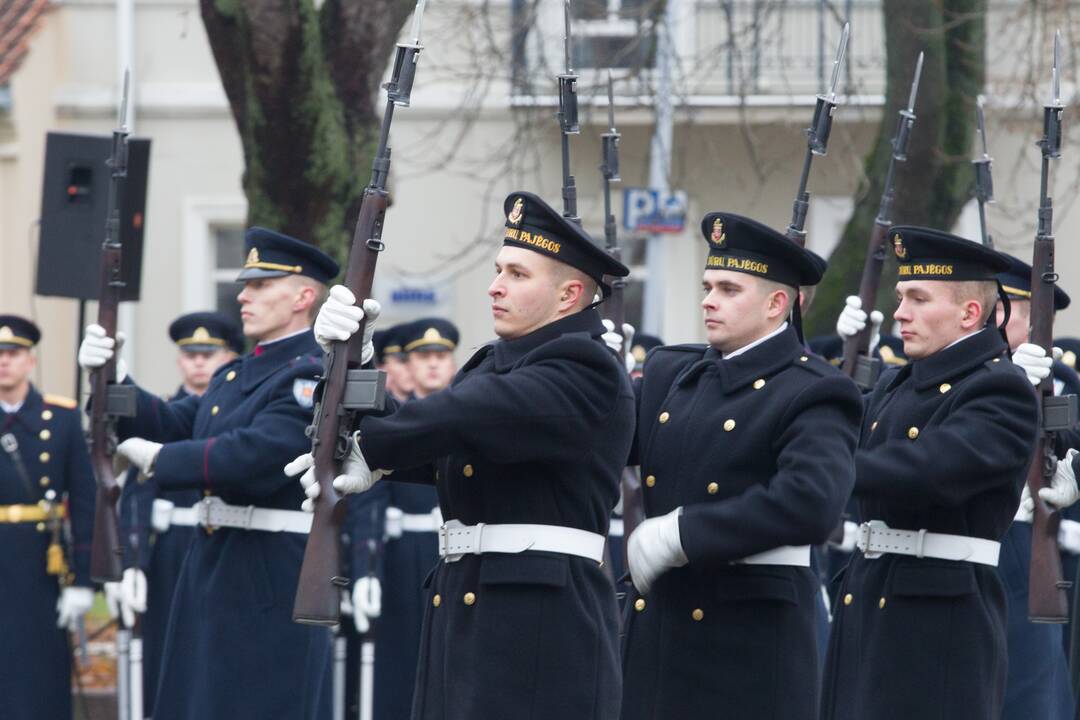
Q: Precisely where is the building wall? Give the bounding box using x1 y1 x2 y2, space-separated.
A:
1 0 1078 402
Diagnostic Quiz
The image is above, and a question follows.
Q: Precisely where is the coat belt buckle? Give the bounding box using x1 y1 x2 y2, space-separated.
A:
439 519 481 563
199 496 220 535
857 520 886 559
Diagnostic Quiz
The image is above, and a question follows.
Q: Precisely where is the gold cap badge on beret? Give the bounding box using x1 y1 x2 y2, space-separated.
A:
0 326 32 347
893 233 907 260
711 219 726 247
243 245 302 274
507 197 524 226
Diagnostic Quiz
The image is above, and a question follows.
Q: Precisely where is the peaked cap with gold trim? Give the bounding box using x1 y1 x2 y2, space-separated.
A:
890 225 1010 281
169 311 243 353
700 212 826 287
0 315 40 350
401 317 459 353
503 191 629 295
236 227 339 284
997 252 1070 311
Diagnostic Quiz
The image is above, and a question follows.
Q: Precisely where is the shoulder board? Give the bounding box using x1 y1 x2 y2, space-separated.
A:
878 345 909 367
792 352 837 377
43 393 78 409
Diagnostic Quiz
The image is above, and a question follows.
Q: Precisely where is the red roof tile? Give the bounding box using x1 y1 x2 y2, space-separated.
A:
0 0 50 86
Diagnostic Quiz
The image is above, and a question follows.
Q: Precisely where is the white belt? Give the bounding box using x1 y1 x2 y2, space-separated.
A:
857 520 999 567
385 506 443 538
438 519 605 563
733 545 811 567
162 496 312 534
608 518 624 538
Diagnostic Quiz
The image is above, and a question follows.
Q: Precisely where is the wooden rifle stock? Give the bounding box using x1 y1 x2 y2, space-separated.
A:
294 195 388 626
840 220 888 381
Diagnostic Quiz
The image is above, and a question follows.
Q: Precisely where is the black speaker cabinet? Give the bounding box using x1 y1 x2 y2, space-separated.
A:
36 132 151 301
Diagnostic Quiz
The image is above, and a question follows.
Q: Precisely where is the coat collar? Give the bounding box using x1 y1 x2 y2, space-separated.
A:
1 385 43 433
490 308 606 372
677 325 804 393
895 328 1008 392
240 330 321 392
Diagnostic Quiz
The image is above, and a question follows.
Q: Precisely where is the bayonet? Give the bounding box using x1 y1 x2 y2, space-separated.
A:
973 95 994 247
557 0 580 222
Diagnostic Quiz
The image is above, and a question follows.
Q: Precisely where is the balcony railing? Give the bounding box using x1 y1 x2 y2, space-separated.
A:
511 0 886 104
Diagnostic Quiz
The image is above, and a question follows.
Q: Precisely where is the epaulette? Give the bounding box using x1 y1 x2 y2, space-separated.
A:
43 393 78 409
879 345 908 367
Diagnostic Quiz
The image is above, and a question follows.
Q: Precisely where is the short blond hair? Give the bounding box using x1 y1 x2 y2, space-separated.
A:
950 280 999 325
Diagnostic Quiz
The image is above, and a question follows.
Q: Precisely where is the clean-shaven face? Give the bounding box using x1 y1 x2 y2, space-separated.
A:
0 348 35 393
701 269 787 354
176 349 232 395
488 246 567 340
894 280 971 359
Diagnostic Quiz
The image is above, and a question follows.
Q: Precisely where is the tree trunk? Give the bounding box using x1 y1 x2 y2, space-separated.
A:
805 0 986 336
199 0 417 263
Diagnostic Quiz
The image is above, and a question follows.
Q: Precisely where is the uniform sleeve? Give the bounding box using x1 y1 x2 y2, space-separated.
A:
679 375 862 566
854 371 1038 506
151 375 313 496
63 412 96 587
115 379 202 443
346 481 390 582
358 342 626 470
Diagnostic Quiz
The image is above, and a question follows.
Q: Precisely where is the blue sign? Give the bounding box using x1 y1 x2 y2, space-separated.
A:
623 188 688 234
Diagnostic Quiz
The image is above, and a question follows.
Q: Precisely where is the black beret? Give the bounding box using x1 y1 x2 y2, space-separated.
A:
890 225 1010 281
401 318 459 353
503 191 629 294
236 227 339 284
0 315 40 350
169 312 242 354
997 252 1070 311
700 212 826 287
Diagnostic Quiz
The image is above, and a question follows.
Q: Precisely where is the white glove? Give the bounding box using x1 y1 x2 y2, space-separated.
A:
834 520 859 553
835 296 882 354
1013 343 1060 386
78 324 128 381
314 285 380 362
627 508 688 595
116 438 162 477
1060 519 1080 555
1015 484 1035 523
601 320 636 374
1044 449 1080 509
352 576 382 634
56 586 94 630
103 568 147 627
285 434 388 512
151 498 175 533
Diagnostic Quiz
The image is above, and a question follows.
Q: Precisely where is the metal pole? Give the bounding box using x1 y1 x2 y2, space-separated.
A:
333 633 347 720
129 634 143 720
116 0 136 378
116 627 131 720
642 0 677 335
358 640 375 720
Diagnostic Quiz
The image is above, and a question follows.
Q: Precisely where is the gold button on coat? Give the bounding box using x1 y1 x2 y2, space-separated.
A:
843 593 853 606
800 356 808 362
870 421 878 432
463 464 474 477
463 592 476 606
907 426 919 440
39 477 49 487
36 522 46 532
658 411 670 424
879 597 886 609
645 475 656 488
691 608 704 621
723 419 736 432
41 410 53 421
226 370 237 381
634 598 646 612
939 383 951 394
752 379 765 390
39 429 51 441
39 452 49 463
211 405 220 416
707 482 719 495
432 594 441 607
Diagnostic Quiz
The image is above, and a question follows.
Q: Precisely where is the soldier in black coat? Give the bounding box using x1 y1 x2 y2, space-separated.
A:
291 191 635 720
618 213 862 720
0 316 95 720
821 227 1040 720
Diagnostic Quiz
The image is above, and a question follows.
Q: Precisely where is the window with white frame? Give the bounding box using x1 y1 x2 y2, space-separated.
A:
571 0 656 70
212 225 246 325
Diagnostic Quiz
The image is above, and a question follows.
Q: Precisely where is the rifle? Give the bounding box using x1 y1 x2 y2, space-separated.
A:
89 72 136 582
558 0 580 224
1027 30 1077 623
293 0 425 626
840 52 924 389
786 22 849 248
972 96 994 248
